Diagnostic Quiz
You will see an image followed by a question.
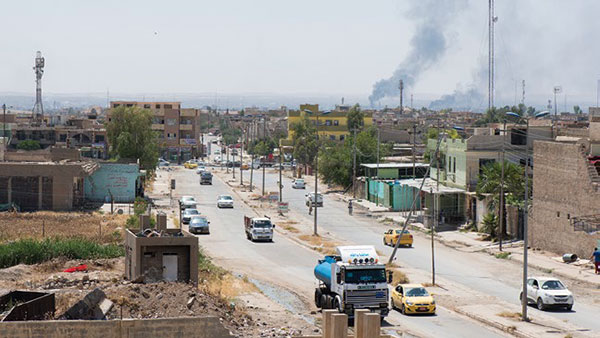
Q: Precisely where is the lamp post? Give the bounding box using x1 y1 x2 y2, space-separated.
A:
506 110 549 322
304 109 331 236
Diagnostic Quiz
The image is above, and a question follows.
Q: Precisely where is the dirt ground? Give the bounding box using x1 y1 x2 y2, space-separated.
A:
0 211 128 244
0 256 315 337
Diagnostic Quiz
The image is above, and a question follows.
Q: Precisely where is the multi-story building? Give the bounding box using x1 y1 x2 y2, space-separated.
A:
286 104 374 142
109 101 205 162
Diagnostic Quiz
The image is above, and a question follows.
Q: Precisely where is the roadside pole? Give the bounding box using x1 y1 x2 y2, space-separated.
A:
262 117 266 196
376 127 380 206
226 144 230 174
352 128 357 198
412 124 417 179
279 144 283 202
499 120 506 251
232 149 236 179
240 128 244 186
250 152 254 192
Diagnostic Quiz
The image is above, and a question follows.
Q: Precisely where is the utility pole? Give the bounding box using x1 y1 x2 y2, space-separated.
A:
232 148 236 179
376 127 380 206
352 128 357 198
412 124 417 179
432 119 441 286
410 94 414 110
240 127 244 186
226 144 230 173
262 117 266 196
279 141 283 202
2 104 6 151
499 120 506 251
488 0 495 111
522 118 531 322
522 80 526 106
314 113 320 236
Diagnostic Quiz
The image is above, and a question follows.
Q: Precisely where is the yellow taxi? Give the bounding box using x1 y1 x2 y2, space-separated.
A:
391 284 436 315
383 228 413 247
184 160 198 169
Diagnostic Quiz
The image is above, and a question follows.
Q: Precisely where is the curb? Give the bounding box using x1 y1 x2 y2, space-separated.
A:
453 308 535 338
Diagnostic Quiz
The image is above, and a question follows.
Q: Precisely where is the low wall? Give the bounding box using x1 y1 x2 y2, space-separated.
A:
0 316 233 338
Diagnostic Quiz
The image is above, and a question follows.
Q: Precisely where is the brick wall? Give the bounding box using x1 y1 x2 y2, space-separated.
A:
0 317 233 338
529 141 600 258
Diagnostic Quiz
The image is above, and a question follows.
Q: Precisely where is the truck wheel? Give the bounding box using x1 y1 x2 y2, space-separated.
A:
334 296 343 313
315 289 323 308
320 294 328 309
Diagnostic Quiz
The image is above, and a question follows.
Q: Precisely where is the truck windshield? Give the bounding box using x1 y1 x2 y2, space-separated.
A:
344 269 386 283
254 220 272 228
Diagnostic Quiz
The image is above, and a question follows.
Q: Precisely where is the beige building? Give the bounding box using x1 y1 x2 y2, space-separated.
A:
109 101 205 162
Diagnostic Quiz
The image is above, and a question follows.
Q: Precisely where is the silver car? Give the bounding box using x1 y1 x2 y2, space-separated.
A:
217 195 234 208
182 208 200 224
189 216 210 234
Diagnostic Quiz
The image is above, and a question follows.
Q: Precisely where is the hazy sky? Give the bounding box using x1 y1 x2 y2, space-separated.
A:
1 0 600 106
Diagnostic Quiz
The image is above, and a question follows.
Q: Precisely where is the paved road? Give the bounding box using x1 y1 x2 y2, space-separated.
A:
165 158 508 337
254 167 600 334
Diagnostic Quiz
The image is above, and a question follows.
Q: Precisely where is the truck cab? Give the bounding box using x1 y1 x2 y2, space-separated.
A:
244 216 275 242
314 246 389 319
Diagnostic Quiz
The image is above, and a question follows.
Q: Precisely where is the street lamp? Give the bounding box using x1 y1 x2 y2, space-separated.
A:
506 110 549 322
303 109 331 236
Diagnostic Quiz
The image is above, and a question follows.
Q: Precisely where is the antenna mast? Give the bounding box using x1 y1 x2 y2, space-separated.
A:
33 51 45 122
488 0 496 111
398 79 404 115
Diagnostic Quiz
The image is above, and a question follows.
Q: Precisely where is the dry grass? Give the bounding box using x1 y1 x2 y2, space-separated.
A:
298 234 337 255
278 220 300 233
389 269 410 285
497 311 522 320
0 211 127 244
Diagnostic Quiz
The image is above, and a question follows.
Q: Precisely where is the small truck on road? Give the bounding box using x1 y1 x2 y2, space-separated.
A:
244 215 275 242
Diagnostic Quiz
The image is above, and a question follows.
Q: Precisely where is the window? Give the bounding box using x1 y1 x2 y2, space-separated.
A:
167 133 177 139
112 103 120 108
325 120 332 126
334 120 339 126
155 104 161 109
479 159 495 174
511 128 527 145
143 104 151 109
166 118 177 126
59 134 67 142
340 135 345 141
329 135 335 140
453 157 456 173
126 104 133 107
164 104 173 109
94 135 105 143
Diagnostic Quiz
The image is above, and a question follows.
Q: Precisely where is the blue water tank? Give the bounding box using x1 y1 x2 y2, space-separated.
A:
314 256 337 287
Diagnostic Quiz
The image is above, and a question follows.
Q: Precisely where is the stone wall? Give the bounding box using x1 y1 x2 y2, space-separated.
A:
0 317 233 338
529 141 600 258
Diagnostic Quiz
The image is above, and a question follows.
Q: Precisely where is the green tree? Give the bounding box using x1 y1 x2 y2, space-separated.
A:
573 105 582 114
16 140 41 151
106 106 159 170
480 212 498 238
347 104 364 132
291 116 317 168
318 127 389 187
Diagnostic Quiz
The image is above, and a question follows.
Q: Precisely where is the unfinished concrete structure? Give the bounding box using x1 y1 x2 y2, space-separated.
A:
125 228 198 284
0 160 98 211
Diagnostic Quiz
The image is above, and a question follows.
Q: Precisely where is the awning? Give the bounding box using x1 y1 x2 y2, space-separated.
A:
400 178 465 194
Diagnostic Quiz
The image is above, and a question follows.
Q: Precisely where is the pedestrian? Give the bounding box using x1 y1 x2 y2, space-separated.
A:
348 200 353 216
591 248 600 275
309 204 312 215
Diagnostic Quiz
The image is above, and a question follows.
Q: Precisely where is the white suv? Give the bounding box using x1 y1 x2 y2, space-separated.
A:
521 277 574 311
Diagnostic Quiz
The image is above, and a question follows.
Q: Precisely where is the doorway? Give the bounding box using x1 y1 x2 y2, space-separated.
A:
162 254 178 281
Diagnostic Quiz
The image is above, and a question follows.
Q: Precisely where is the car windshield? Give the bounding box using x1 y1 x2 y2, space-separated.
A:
221 196 232 200
254 220 272 228
542 280 565 290
202 172 212 177
395 230 409 234
344 269 386 284
182 197 195 202
405 287 429 297
190 217 208 226
184 209 199 215
296 179 304 183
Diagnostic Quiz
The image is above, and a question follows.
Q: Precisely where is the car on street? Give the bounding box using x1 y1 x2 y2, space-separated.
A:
391 284 436 315
179 196 197 210
305 192 323 207
158 159 170 167
383 229 413 247
292 179 306 189
189 216 210 234
217 195 234 208
521 277 574 311
196 166 207 174
200 171 213 185
182 208 200 224
184 160 198 169
214 149 220 154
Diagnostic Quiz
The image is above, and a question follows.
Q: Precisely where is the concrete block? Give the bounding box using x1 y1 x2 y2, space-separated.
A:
353 309 370 338
331 314 348 338
363 313 381 338
322 310 337 338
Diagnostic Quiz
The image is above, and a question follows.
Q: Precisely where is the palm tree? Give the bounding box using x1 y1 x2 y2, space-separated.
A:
476 161 525 237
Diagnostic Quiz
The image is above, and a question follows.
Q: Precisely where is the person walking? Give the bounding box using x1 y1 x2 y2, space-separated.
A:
348 199 353 216
308 204 313 215
591 248 600 275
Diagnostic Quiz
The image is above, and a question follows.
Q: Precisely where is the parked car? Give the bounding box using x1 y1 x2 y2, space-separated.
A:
292 179 306 189
158 159 170 167
391 284 436 315
179 196 197 210
521 277 574 311
184 160 198 169
217 195 234 208
189 216 210 234
383 229 413 247
182 208 200 224
305 192 323 207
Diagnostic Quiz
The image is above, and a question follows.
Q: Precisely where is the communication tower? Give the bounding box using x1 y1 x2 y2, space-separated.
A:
33 51 45 121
